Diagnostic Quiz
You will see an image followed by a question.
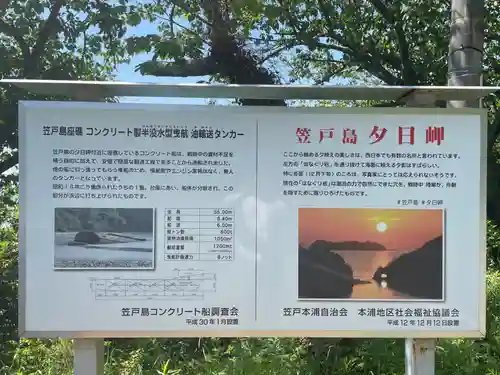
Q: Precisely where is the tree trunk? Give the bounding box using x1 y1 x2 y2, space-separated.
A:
448 0 484 108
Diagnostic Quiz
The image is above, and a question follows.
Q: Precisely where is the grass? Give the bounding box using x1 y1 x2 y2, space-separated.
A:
0 271 499 375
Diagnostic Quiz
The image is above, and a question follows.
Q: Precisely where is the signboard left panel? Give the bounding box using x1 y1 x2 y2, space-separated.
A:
19 101 258 336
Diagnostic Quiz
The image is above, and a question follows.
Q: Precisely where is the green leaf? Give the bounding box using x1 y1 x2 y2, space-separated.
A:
127 12 142 26
126 35 159 54
155 39 183 58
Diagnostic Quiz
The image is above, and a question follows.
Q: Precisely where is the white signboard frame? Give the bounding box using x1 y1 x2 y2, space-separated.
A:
18 100 487 339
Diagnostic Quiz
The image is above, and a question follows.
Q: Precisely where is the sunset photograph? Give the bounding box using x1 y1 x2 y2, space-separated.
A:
297 208 444 301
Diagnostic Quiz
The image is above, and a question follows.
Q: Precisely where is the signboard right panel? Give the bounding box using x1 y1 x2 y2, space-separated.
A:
255 108 486 337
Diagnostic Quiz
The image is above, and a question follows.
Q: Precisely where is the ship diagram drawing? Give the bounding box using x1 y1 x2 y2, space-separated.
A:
89 268 216 301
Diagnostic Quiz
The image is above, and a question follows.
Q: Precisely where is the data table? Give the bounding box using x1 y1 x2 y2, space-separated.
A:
164 208 234 261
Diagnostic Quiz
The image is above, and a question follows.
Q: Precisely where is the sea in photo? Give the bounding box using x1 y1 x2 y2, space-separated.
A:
298 207 444 300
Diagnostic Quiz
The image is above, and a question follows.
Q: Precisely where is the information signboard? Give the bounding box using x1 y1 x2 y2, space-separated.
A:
19 101 487 338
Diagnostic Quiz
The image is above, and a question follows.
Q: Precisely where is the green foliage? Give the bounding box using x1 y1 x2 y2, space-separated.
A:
0 181 18 357
1 180 500 373
0 0 148 181
1 274 500 375
488 220 500 269
2 1 500 374
129 0 495 86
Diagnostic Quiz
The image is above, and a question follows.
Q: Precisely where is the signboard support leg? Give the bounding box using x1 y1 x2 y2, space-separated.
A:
405 338 435 375
404 91 436 375
74 338 104 375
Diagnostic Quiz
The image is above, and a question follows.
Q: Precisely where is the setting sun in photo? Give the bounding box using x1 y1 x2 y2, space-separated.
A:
376 221 388 233
298 207 444 301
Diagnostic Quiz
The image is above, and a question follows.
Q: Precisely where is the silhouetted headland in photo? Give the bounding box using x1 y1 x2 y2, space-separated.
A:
309 240 386 252
372 236 443 300
298 241 370 299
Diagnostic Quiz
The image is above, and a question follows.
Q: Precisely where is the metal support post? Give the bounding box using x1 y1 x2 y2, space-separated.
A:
404 90 436 375
73 88 106 375
74 338 105 375
405 338 436 375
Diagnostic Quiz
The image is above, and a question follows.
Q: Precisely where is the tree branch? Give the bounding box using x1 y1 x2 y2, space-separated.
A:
136 57 217 77
317 62 348 84
258 40 297 64
25 0 65 76
308 40 353 55
170 0 212 28
314 0 402 85
367 0 416 84
155 14 211 46
32 0 64 59
141 0 284 106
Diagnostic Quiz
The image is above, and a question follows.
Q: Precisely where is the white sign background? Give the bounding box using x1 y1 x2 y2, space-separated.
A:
18 101 487 338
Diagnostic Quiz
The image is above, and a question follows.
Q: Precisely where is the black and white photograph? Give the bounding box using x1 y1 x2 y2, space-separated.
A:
54 208 156 269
